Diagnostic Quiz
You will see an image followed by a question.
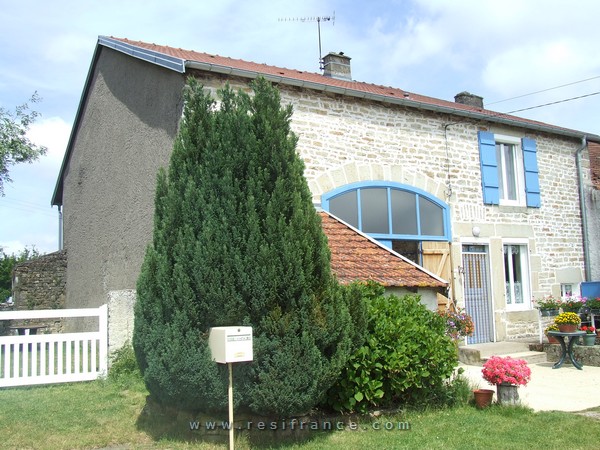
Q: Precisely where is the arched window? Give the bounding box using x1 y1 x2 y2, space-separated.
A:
322 181 450 250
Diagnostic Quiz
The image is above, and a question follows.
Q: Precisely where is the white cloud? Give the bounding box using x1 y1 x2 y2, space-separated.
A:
27 116 71 170
483 39 597 97
44 33 95 64
0 116 67 255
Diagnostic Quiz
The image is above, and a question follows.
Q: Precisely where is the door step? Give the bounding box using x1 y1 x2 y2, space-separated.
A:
481 350 547 365
459 341 547 366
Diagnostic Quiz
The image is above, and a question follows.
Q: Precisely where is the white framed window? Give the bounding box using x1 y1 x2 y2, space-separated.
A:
503 243 531 310
561 283 581 298
495 135 525 206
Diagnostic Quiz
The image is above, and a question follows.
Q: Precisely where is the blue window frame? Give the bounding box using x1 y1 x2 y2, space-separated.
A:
322 181 451 247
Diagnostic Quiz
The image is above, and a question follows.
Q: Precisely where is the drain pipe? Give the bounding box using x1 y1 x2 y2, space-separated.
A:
58 205 63 251
575 136 591 281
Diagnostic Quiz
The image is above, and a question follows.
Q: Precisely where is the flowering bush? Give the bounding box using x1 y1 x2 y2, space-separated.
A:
580 326 597 334
533 295 561 310
561 295 586 312
554 312 581 325
482 356 531 386
544 323 559 334
437 308 474 340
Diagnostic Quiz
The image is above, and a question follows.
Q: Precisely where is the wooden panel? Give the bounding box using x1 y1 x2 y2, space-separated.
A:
422 242 451 280
422 241 453 310
436 292 452 312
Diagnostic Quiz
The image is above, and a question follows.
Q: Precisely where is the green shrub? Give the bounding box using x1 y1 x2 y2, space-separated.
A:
326 285 458 413
108 342 141 381
424 369 472 409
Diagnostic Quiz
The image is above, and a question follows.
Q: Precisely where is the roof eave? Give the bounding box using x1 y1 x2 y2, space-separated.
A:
99 36 185 73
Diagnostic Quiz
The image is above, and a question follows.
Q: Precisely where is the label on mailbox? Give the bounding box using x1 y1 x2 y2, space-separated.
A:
228 334 251 342
208 326 253 363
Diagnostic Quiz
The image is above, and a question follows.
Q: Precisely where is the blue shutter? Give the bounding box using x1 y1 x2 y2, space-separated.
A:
478 131 499 205
522 138 541 207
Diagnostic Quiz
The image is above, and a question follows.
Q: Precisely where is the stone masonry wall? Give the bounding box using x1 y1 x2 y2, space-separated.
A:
279 84 586 296
504 314 556 341
11 250 67 332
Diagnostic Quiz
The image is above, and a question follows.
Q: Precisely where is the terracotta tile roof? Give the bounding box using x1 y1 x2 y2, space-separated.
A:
319 211 446 288
105 37 593 139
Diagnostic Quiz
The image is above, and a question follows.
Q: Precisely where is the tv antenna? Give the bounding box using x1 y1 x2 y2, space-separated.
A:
278 12 335 70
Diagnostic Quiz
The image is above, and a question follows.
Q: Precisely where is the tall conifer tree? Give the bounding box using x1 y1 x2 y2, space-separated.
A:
133 77 362 415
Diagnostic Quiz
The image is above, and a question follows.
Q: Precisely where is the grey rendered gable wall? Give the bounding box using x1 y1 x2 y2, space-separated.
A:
62 46 185 314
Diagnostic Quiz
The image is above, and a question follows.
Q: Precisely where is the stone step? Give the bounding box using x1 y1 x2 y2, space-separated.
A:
481 350 547 365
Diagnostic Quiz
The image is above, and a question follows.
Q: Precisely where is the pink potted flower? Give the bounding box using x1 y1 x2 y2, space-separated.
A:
482 356 531 405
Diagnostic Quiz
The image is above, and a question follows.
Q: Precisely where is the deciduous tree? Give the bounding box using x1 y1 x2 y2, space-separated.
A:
0 246 41 301
0 93 47 195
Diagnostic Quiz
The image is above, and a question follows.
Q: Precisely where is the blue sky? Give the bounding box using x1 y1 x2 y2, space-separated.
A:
1 0 599 255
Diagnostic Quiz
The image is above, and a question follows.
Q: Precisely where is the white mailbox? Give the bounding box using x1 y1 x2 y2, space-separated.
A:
208 326 253 364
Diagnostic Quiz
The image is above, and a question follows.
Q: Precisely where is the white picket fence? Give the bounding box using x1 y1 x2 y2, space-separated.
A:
0 305 107 388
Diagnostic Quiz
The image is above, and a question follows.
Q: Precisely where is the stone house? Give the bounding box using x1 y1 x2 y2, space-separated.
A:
51 36 600 347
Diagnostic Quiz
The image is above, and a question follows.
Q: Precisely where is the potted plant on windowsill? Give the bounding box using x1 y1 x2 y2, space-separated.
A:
534 295 561 316
586 297 600 314
554 312 581 332
561 295 585 313
482 356 531 406
580 326 597 346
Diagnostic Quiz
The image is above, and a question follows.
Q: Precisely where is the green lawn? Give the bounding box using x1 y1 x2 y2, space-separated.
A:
1 376 599 449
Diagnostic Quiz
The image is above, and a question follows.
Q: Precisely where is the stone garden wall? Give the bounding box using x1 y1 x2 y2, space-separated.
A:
10 250 67 333
545 340 600 367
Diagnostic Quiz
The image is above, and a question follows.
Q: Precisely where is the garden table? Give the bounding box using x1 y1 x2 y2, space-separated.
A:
547 331 586 369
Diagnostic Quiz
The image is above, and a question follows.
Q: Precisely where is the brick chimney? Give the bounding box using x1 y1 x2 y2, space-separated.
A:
454 91 484 108
322 52 352 81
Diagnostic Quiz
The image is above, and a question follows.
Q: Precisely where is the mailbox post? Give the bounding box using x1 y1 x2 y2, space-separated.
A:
208 327 253 450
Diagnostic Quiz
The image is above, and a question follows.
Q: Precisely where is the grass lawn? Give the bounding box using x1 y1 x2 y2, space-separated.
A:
1 376 599 450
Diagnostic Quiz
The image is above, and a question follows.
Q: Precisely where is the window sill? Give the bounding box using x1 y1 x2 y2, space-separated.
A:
498 205 528 214
505 308 536 318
